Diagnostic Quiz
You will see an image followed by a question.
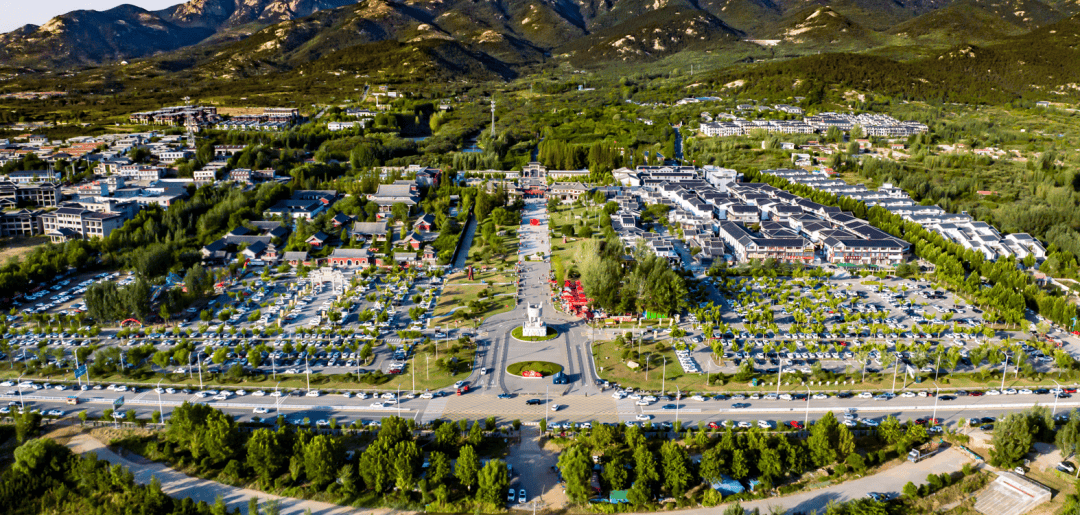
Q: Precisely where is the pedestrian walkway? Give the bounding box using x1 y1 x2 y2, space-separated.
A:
616 398 638 420
66 434 375 515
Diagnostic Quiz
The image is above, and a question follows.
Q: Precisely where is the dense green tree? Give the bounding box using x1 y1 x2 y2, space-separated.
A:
455 445 480 492
558 445 593 503
477 458 510 505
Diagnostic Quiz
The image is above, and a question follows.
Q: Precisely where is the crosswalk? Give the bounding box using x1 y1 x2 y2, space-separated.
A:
616 398 638 421
419 396 449 424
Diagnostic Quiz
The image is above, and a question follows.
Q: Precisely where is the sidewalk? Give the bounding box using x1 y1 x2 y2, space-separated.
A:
66 434 394 515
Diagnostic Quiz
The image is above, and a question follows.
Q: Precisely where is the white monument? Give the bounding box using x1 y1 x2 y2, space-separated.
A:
522 303 547 337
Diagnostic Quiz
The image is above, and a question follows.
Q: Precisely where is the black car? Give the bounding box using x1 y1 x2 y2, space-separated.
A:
497 393 514 399
525 399 542 405
837 392 854 399
955 390 969 396
1035 388 1050 395
662 404 678 410
939 395 956 401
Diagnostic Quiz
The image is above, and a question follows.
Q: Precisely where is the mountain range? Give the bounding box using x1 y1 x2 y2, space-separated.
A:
2 0 1080 79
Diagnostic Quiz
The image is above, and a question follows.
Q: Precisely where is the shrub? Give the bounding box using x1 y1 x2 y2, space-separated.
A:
903 481 919 498
845 453 866 474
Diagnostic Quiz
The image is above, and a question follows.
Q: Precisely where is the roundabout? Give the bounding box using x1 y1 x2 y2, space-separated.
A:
505 360 563 377
510 325 558 342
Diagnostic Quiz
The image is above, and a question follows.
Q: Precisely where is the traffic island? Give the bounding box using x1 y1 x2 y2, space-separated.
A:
510 325 558 342
506 361 563 378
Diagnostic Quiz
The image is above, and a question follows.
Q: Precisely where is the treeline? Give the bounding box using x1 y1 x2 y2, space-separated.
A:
747 170 1077 328
144 405 514 511
557 411 926 508
575 235 689 317
0 437 241 515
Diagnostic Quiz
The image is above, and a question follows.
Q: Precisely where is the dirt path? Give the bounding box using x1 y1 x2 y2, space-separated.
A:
65 433 405 515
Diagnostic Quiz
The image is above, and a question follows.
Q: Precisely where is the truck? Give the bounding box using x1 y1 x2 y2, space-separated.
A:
907 439 944 463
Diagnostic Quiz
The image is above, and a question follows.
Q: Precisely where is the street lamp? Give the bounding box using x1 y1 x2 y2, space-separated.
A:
274 380 285 417
17 372 24 410
1000 352 1009 392
156 378 164 423
934 353 942 383
776 363 783 396
1053 379 1063 418
804 384 811 428
662 357 667 395
931 382 940 428
891 356 899 394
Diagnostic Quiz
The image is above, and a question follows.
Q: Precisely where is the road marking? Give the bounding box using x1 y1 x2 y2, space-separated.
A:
419 396 449 424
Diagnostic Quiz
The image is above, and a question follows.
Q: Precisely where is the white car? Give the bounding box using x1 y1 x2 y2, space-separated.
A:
987 390 1002 396
306 390 321 397
900 392 916 398
635 414 652 421
858 392 873 399
757 420 773 429
420 392 434 399
46 409 65 417
550 404 564 411
691 395 707 401
253 407 269 414
251 390 265 397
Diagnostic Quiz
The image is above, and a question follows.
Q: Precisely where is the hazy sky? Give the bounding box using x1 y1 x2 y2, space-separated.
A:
0 0 183 33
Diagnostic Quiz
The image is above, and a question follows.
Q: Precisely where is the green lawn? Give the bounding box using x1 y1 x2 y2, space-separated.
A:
432 270 517 325
506 361 562 376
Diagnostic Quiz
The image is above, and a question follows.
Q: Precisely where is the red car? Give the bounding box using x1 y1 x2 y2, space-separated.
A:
927 418 941 425
456 385 469 395
707 421 721 429
788 421 804 429
1065 388 1078 394
969 391 985 397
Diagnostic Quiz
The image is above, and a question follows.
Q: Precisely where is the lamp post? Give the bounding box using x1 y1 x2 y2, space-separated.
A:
1053 379 1063 418
662 357 667 395
891 356 899 394
934 353 942 382
931 382 940 428
274 380 283 415
646 352 652 381
156 378 164 422
17 372 24 410
776 363 783 396
1000 352 1009 392
804 384 811 428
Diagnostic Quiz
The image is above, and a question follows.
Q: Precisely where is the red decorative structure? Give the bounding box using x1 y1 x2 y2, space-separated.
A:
529 219 539 226
558 279 593 319
522 370 543 378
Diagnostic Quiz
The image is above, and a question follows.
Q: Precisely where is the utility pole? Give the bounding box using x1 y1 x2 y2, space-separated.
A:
490 100 496 137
